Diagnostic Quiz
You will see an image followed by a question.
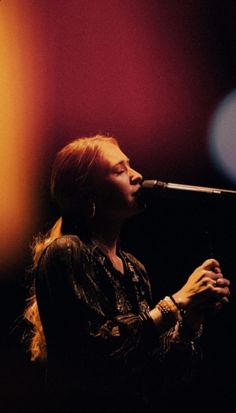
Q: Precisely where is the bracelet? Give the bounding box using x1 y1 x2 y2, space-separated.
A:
156 298 179 327
168 295 186 318
167 296 204 343
175 320 203 344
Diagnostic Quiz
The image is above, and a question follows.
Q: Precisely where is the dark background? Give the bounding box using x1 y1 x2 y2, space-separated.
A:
1 1 236 411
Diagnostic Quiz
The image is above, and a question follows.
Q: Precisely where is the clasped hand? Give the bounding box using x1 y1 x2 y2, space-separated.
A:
174 258 230 324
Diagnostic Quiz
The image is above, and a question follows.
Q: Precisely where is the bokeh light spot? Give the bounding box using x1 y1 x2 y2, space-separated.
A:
208 90 236 184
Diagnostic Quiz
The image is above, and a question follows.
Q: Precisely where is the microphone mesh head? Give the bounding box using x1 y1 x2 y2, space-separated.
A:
142 180 158 189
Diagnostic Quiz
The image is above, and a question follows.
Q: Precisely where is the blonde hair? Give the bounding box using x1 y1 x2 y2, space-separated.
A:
24 134 119 361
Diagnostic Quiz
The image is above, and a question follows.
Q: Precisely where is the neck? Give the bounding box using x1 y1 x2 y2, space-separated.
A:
91 218 125 274
91 219 122 256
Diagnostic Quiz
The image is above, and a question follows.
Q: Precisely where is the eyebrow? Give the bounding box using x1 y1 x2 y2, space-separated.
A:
112 158 130 169
113 158 130 168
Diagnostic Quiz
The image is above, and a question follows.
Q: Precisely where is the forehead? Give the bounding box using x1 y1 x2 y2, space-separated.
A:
100 142 128 166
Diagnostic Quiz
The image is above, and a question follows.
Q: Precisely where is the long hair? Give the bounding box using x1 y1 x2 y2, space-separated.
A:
24 134 119 362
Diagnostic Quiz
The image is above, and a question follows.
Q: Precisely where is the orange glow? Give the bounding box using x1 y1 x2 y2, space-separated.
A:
0 1 223 271
0 2 48 270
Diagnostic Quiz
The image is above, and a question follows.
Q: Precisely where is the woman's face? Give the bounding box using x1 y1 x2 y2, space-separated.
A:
93 142 143 221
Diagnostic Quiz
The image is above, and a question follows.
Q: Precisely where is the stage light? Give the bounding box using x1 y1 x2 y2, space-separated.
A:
208 90 236 184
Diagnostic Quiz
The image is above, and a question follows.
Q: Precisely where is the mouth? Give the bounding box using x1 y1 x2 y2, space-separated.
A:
131 186 147 209
132 185 141 197
132 186 142 197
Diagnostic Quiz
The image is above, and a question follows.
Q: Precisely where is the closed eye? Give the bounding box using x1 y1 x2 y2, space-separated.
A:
112 159 130 175
115 169 126 175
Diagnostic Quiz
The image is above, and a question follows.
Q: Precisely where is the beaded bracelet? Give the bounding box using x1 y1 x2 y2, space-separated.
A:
167 295 203 341
156 298 179 327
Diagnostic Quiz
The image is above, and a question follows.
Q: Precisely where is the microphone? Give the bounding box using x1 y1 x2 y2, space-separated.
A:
138 179 236 204
141 179 236 196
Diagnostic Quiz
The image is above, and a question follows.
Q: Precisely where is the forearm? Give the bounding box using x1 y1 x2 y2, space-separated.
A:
149 295 203 342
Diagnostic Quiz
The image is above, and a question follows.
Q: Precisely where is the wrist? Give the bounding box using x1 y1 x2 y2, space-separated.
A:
167 294 204 330
170 292 189 312
149 297 179 331
166 295 186 319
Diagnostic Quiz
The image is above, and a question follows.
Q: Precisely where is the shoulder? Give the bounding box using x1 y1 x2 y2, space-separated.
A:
39 235 83 269
36 235 86 291
49 234 82 251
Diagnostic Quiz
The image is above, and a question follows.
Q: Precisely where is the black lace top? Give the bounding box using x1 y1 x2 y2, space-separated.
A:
35 234 201 410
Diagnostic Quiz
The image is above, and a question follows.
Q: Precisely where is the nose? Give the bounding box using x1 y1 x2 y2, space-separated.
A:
129 167 143 185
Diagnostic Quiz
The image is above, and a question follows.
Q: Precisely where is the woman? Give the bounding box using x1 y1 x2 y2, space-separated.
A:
24 134 230 412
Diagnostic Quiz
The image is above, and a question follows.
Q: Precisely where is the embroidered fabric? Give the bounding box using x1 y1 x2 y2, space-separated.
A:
35 234 203 407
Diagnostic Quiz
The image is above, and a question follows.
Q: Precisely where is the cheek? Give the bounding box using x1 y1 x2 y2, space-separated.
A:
96 179 130 206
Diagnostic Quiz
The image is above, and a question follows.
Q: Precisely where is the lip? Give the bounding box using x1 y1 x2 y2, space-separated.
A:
132 186 142 197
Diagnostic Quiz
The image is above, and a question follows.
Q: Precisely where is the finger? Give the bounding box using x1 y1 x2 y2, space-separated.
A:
201 276 224 293
214 278 230 288
201 258 220 270
203 271 221 281
201 276 215 286
213 267 222 275
214 286 230 297
214 272 224 280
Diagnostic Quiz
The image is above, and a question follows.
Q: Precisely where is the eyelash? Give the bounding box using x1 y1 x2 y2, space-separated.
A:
116 170 125 175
